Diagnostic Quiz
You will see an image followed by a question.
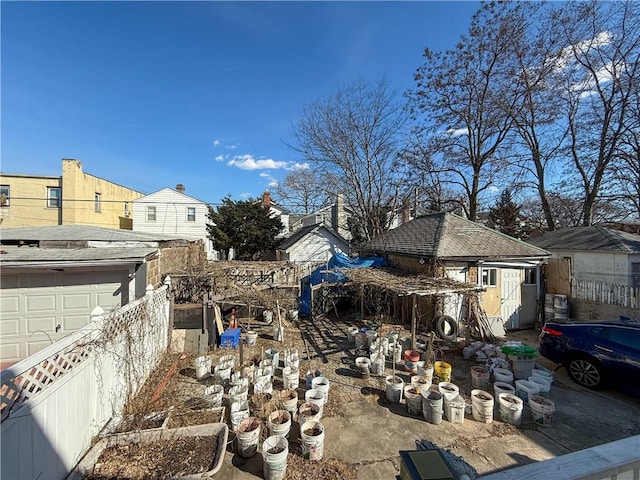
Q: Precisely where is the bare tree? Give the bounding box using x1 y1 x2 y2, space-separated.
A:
408 2 520 221
273 168 329 214
553 0 640 225
290 78 408 241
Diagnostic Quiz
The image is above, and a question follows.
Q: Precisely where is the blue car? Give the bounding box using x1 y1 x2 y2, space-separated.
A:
538 320 640 392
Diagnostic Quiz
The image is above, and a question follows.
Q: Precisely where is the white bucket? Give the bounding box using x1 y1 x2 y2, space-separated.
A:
365 330 378 348
255 367 273 384
471 389 494 423
410 375 432 394
194 355 211 380
528 375 551 396
380 337 390 356
370 354 385 376
305 389 325 416
242 362 256 382
230 373 249 389
283 367 300 390
493 367 514 384
267 410 292 438
300 420 325 461
347 327 359 343
417 363 434 381
369 340 380 355
311 376 330 404
229 385 249 404
288 310 299 322
246 331 258 346
220 354 236 367
355 357 371 378
279 389 298 414
531 368 554 384
515 379 540 405
354 332 367 349
297 402 322 424
262 435 288 480
284 353 299 370
529 394 555 427
273 324 284 342
385 375 404 403
404 385 423 416
263 310 273 324
444 395 465 424
391 342 403 364
498 393 523 426
204 384 224 408
512 358 535 380
214 364 231 385
236 417 261 458
254 380 273 394
493 381 516 401
438 382 459 402
230 400 250 431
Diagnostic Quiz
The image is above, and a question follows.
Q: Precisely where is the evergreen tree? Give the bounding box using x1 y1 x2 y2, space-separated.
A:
207 197 283 260
488 189 525 238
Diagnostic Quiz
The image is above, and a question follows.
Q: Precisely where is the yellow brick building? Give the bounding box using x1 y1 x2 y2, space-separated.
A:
0 159 144 228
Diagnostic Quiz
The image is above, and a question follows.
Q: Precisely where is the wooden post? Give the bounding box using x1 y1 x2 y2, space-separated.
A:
411 294 417 351
360 286 364 320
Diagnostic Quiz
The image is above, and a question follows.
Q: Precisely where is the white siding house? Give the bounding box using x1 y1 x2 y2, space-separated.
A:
133 185 215 260
277 223 349 265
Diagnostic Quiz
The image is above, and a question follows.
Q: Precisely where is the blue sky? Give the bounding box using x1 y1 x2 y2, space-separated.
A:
1 1 480 207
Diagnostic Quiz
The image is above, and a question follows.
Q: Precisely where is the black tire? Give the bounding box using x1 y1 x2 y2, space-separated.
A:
567 354 605 389
436 315 458 341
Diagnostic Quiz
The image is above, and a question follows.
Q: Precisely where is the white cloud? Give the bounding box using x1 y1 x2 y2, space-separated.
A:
212 139 220 147
227 154 287 170
446 127 467 137
488 185 500 193
259 172 270 178
269 180 279 188
215 155 225 162
225 144 238 150
289 162 310 171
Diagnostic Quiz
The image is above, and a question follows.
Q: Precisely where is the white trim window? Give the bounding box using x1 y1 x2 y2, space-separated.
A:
147 206 156 221
47 187 61 208
481 268 498 287
187 206 196 222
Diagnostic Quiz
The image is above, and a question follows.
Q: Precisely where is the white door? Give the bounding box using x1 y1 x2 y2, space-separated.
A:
0 269 127 366
501 269 521 330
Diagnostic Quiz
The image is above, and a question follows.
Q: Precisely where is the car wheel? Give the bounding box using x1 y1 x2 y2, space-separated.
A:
567 355 604 389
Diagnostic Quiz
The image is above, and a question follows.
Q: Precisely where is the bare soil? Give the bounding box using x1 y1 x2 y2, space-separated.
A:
85 436 216 480
165 409 223 429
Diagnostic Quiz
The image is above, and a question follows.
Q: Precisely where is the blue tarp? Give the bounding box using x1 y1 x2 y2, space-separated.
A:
299 253 387 316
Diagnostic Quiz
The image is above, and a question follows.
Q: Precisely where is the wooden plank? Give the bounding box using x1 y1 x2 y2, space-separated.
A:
214 304 224 333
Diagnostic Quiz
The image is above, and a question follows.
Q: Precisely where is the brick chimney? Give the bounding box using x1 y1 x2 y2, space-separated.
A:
176 184 185 194
262 190 271 207
402 197 411 224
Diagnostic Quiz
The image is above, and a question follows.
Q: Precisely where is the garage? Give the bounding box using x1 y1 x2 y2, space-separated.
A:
0 268 129 365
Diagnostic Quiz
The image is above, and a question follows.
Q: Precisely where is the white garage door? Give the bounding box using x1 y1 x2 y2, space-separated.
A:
0 269 127 366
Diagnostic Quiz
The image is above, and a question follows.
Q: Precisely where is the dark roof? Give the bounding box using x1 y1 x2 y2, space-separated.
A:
0 246 157 265
361 212 549 261
527 226 640 253
278 223 347 251
0 225 191 243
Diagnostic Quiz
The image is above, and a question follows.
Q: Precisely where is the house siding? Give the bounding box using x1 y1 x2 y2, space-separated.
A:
283 230 348 264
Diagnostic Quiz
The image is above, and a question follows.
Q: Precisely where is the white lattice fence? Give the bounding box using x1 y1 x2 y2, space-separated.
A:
0 282 171 480
572 279 639 308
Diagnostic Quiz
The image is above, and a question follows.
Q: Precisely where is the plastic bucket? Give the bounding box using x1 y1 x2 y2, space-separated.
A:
528 375 551 396
311 376 330 404
471 389 494 423
404 386 423 416
365 330 378 348
284 352 299 370
230 373 249 389
262 435 288 480
355 357 371 378
253 379 272 394
529 395 555 427
370 354 385 376
421 390 443 425
380 337 390 356
273 324 284 342
512 358 535 380
204 384 224 408
236 417 261 458
220 354 236 367
279 389 298 414
263 310 273 324
214 364 231 386
444 395 465 423
194 356 211 380
434 361 452 383
347 327 359 343
417 363 434 382
515 380 540 405
305 369 322 389
471 366 490 390
230 400 250 431
267 410 292 438
229 385 249 404
385 375 404 403
354 332 367 349
438 382 459 402
531 368 554 384
305 389 325 416
297 402 322 425
300 420 325 461
246 331 258 346
493 367 514 384
390 342 403 364
493 381 516 401
411 375 432 394
498 393 523 426
283 367 300 390
265 349 279 368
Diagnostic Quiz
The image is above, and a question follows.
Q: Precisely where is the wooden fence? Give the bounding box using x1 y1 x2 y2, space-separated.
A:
572 279 639 309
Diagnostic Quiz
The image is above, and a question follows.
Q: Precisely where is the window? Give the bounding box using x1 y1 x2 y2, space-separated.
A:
481 268 497 287
187 207 196 222
124 201 130 217
0 185 9 207
47 187 61 208
94 193 101 212
147 206 156 221
524 267 538 285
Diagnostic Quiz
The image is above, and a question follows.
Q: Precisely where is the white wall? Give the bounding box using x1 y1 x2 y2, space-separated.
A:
547 250 633 286
284 230 348 264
